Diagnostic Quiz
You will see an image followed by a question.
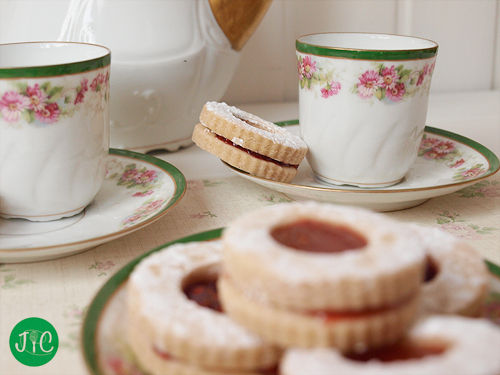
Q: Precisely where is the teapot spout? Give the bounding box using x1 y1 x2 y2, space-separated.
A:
208 0 273 51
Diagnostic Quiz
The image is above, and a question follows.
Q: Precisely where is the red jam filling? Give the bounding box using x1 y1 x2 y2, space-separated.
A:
424 255 439 282
271 219 367 253
153 346 173 360
306 292 414 322
183 278 223 312
214 133 299 169
344 340 448 362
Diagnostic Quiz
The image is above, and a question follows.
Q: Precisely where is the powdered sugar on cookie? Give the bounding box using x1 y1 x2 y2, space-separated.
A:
127 241 281 371
203 101 306 150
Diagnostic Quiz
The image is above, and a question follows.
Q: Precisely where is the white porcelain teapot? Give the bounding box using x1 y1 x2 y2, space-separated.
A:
0 0 272 152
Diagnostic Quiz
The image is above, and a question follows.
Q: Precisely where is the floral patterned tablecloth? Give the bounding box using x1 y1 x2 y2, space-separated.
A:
1 173 499 375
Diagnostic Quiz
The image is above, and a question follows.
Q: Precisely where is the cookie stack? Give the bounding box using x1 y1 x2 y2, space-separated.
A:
217 202 499 375
127 201 499 375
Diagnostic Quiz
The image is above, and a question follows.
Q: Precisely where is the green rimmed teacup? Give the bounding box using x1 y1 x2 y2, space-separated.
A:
0 42 111 221
296 33 438 188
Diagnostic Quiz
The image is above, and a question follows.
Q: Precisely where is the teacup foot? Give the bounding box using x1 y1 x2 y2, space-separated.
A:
0 204 89 222
314 174 404 189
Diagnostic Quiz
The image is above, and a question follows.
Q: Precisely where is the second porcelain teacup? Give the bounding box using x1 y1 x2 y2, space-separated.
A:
0 42 111 221
296 33 438 188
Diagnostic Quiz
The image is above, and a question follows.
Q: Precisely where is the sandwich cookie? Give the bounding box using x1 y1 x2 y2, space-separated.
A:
127 241 281 375
412 225 489 317
192 102 307 183
280 315 500 375
219 202 427 352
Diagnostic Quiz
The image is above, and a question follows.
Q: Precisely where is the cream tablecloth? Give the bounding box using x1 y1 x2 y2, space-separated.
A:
1 92 499 375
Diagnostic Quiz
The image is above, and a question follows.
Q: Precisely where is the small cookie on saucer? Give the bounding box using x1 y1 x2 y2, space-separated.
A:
192 101 307 183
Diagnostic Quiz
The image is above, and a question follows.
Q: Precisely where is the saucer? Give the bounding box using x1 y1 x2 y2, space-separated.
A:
82 228 500 375
0 149 186 263
224 123 499 212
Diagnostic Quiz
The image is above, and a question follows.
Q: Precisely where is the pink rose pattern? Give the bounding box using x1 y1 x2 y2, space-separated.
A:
118 164 159 190
297 56 435 102
435 209 499 239
418 134 487 181
103 159 169 228
297 55 341 98
352 62 435 102
111 163 168 227
0 71 109 126
122 199 166 227
456 180 500 199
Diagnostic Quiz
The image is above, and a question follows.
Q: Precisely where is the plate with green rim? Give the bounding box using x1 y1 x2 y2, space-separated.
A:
82 228 500 375
0 148 186 263
223 122 499 212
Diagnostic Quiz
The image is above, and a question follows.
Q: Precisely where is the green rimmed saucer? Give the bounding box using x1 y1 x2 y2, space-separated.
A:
223 122 499 212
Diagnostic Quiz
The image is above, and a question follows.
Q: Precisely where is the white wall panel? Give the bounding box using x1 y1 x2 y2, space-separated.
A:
221 1 287 104
409 0 497 92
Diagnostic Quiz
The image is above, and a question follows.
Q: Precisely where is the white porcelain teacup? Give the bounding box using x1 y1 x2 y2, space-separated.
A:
296 33 438 188
0 42 111 221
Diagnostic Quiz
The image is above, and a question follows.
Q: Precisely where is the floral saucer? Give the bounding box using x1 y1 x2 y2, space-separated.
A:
0 149 186 263
224 123 499 212
82 228 500 375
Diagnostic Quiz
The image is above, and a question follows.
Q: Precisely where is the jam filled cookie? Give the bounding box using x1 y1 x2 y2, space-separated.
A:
127 241 281 375
412 225 489 317
192 101 307 183
219 202 426 351
280 315 500 375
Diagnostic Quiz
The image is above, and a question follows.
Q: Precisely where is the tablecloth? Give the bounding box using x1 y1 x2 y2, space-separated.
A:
1 171 499 375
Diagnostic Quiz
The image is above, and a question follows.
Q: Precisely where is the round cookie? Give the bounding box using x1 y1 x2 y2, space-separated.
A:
192 101 307 183
127 241 281 374
411 225 489 317
280 316 500 375
219 202 427 351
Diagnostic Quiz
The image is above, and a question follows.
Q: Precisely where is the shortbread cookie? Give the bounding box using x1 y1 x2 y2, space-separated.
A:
127 241 281 374
280 316 500 375
192 101 307 183
219 202 426 351
412 225 489 317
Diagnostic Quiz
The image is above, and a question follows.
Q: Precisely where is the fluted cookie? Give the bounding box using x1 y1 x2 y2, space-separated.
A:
192 101 307 183
219 202 427 352
411 225 489 317
127 241 281 374
280 316 500 375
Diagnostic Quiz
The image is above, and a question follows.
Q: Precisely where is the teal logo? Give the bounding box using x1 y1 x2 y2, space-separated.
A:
9 317 58 366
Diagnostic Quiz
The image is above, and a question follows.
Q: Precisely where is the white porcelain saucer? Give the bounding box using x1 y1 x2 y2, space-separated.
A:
0 149 186 263
224 123 499 212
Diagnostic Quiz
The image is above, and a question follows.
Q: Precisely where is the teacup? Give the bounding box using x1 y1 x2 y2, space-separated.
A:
0 42 111 221
296 33 438 188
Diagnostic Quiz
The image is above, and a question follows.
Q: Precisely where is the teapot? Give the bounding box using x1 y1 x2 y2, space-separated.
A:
0 0 272 152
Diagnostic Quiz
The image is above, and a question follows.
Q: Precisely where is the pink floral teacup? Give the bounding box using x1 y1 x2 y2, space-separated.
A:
0 42 111 221
296 33 438 188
